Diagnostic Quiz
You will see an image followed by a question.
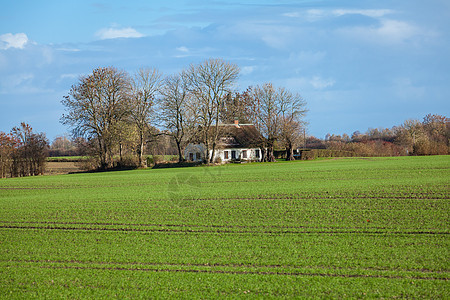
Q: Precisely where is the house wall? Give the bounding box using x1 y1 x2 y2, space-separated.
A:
185 143 261 163
184 143 206 161
209 148 261 162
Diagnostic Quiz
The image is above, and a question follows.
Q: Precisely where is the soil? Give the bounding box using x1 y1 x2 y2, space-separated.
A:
45 162 82 175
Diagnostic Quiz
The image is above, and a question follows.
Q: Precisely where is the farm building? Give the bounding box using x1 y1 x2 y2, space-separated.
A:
185 119 263 163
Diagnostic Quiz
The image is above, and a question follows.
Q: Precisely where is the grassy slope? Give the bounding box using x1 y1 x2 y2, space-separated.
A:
0 156 449 298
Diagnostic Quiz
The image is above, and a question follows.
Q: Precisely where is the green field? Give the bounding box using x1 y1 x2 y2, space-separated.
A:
0 156 449 298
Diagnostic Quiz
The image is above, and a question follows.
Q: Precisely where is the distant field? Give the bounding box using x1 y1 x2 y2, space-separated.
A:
0 156 449 298
47 156 87 162
45 162 83 175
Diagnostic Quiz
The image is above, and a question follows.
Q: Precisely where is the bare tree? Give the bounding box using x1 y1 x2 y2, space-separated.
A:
220 91 254 124
50 134 79 156
280 119 304 160
247 84 307 162
422 114 450 154
130 68 163 167
394 119 425 155
278 87 307 160
10 123 48 177
61 67 131 169
248 83 280 162
159 73 198 162
183 58 239 163
0 132 18 178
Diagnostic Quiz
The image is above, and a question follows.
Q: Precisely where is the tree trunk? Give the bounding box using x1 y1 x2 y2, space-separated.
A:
176 140 184 163
210 142 216 164
98 138 108 170
267 142 276 162
210 118 220 164
260 147 267 162
286 141 294 161
138 132 145 167
119 142 123 166
204 130 210 163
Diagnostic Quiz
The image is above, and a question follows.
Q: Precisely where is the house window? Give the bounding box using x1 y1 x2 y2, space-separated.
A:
189 153 194 161
242 150 247 159
255 149 260 158
196 152 201 160
224 151 229 159
231 150 236 159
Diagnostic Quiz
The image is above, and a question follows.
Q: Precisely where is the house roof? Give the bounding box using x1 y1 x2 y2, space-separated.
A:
216 124 263 149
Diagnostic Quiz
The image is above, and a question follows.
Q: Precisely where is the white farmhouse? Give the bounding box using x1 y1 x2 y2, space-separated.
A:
185 120 263 163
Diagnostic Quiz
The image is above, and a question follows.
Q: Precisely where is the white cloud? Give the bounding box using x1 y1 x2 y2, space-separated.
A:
56 73 78 84
284 9 393 22
282 12 300 18
337 19 426 45
225 21 296 49
310 76 335 89
260 25 296 49
240 66 255 75
0 33 29 50
376 19 417 41
283 9 326 22
176 46 189 52
96 27 144 40
60 73 78 79
305 9 327 22
283 76 335 91
333 9 394 18
56 47 80 52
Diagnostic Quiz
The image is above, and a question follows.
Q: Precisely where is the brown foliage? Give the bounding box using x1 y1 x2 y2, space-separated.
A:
0 123 49 178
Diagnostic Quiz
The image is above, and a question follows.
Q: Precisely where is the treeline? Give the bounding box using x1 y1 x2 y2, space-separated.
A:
61 58 307 169
0 123 49 178
305 114 449 157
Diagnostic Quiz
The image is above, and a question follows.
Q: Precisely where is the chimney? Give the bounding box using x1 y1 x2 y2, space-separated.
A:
234 117 240 128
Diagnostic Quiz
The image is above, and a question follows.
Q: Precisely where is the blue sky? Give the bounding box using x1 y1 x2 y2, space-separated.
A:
1 0 449 141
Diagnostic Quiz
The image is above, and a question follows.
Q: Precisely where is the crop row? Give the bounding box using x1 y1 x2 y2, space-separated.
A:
2 227 448 274
2 260 447 281
0 222 450 235
1 196 447 232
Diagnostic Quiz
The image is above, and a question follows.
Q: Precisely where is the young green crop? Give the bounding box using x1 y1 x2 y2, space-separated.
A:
0 156 449 298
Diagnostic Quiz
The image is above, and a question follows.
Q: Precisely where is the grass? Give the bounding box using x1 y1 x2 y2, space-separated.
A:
0 156 449 298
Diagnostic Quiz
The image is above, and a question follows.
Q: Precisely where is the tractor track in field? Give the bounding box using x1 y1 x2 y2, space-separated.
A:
0 220 446 233
1 224 448 235
4 259 448 275
102 195 449 202
1 185 446 200
4 261 448 281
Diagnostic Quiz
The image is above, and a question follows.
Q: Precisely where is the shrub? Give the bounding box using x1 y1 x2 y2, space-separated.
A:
117 154 139 168
147 155 164 166
153 155 163 165
75 156 101 171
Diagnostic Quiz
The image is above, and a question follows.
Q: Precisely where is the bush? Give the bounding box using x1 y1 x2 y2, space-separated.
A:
147 155 164 166
153 155 163 165
117 154 139 168
75 156 101 171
